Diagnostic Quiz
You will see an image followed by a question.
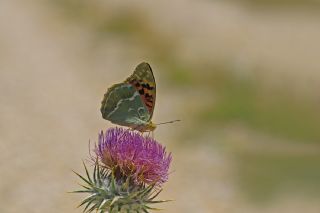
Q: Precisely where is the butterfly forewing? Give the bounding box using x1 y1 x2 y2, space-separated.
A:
125 62 156 120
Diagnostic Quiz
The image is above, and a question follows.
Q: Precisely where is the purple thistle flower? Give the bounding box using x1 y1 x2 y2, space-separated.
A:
95 127 172 185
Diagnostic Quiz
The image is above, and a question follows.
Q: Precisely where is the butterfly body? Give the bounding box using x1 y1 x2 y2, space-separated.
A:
101 62 157 132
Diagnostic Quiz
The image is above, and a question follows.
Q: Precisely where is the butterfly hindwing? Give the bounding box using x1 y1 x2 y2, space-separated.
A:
100 83 150 128
125 62 156 119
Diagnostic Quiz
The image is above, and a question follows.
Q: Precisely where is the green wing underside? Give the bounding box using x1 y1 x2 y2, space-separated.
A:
101 83 151 127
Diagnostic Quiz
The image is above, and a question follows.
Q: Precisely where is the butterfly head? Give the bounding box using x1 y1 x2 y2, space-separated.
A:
146 121 157 131
134 121 157 132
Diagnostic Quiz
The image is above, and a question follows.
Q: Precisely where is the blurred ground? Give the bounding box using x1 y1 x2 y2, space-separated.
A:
1 0 320 212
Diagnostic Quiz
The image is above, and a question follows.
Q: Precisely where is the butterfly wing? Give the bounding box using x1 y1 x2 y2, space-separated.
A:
100 83 151 128
125 62 156 121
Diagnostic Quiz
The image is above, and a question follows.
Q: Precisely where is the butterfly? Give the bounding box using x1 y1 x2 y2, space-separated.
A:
101 62 157 132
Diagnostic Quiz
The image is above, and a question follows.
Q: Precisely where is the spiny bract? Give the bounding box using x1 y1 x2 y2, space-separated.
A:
72 161 170 213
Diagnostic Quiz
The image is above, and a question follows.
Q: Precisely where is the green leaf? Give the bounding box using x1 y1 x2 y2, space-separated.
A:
83 201 93 213
144 205 163 211
97 162 102 186
83 161 93 184
71 189 93 194
147 200 172 204
137 185 154 198
142 208 149 213
99 199 111 210
87 202 99 213
78 194 96 208
78 184 91 190
110 196 121 206
149 189 162 201
73 170 93 187
110 174 116 193
93 161 97 185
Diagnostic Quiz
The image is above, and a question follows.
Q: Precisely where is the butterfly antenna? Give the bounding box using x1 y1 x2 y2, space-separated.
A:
155 119 181 126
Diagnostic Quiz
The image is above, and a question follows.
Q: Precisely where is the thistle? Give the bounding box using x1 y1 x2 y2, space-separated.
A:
96 128 172 186
72 128 172 213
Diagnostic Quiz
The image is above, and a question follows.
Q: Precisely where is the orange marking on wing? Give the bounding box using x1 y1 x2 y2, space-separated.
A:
128 80 155 114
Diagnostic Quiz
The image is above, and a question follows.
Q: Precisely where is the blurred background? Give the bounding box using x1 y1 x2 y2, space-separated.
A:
1 0 320 212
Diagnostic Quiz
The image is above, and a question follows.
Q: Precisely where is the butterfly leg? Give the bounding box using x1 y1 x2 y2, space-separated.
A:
146 131 151 138
145 131 154 138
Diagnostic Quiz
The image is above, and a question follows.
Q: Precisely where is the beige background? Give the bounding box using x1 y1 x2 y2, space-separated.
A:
1 0 320 212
